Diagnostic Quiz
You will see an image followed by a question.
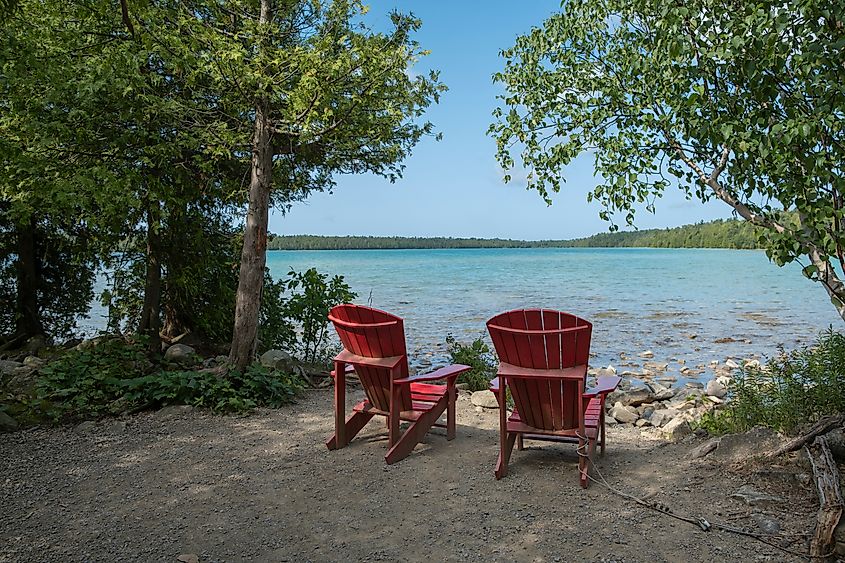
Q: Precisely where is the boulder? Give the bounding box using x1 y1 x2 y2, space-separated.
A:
725 359 740 369
22 356 47 369
744 359 762 369
730 484 785 507
643 361 669 372
662 417 692 441
709 427 782 462
645 381 675 401
164 344 197 366
6 367 37 394
0 360 23 377
704 378 728 398
650 409 678 428
609 403 639 424
751 513 780 534
259 349 294 371
470 390 499 409
638 350 654 358
614 388 655 407
689 438 720 459
74 421 96 434
24 334 49 354
0 411 19 432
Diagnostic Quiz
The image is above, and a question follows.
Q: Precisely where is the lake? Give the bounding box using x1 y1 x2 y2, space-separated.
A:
84 248 841 380
267 247 840 376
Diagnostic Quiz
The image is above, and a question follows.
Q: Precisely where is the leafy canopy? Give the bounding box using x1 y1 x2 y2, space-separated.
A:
490 0 845 319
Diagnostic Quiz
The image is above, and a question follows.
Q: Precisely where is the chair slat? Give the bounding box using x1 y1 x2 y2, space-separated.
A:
542 309 562 369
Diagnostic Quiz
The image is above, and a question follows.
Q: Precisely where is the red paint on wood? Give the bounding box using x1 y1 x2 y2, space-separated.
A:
486 308 618 487
326 304 470 464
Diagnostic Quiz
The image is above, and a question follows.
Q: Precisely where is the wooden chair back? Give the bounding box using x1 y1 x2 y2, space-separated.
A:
487 309 592 431
328 304 412 412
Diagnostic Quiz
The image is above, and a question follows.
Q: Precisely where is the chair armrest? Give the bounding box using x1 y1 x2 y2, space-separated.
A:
333 349 404 370
330 364 356 378
394 364 471 385
583 375 622 398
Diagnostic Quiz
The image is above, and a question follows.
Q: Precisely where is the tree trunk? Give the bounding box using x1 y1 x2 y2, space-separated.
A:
230 0 274 371
14 215 42 338
139 198 162 355
161 199 187 340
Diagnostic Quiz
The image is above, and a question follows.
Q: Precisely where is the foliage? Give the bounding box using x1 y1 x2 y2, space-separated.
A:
103 216 242 343
697 329 845 435
446 335 497 391
0 209 97 341
267 219 760 250
279 268 356 364
490 0 845 321
120 364 303 413
258 274 297 353
33 337 153 420
30 337 302 421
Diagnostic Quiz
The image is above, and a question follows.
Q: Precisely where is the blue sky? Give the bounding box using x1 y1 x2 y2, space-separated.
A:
271 1 732 240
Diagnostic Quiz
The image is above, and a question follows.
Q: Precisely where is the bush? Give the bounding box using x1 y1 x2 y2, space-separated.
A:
446 335 497 391
121 363 303 413
276 268 356 364
31 337 303 420
33 336 153 420
697 328 845 435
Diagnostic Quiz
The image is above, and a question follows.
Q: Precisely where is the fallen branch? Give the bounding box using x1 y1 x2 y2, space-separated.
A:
768 415 844 458
806 436 844 561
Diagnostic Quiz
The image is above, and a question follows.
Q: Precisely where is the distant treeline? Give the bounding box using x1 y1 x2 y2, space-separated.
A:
267 219 761 250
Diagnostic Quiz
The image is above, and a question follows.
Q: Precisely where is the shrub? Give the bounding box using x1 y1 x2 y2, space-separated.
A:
120 363 303 413
33 336 152 420
278 268 356 364
31 337 303 420
697 328 845 435
446 335 497 391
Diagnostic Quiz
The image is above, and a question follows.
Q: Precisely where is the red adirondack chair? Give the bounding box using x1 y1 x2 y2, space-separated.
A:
486 309 621 487
326 304 471 464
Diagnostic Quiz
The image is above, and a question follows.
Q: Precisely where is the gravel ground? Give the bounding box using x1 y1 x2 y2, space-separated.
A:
0 389 820 562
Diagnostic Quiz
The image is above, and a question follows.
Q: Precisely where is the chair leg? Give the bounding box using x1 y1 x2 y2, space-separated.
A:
580 436 597 488
600 408 606 456
446 383 456 441
326 411 375 450
516 435 524 450
495 433 517 480
385 398 447 464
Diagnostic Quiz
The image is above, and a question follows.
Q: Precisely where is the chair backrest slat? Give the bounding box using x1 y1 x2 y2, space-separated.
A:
487 308 593 432
329 304 411 412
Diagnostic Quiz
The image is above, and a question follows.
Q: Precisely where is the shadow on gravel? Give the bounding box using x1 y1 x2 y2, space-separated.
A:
0 390 817 562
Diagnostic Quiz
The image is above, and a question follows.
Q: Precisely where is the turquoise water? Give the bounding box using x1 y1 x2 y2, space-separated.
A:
83 247 841 380
266 247 841 376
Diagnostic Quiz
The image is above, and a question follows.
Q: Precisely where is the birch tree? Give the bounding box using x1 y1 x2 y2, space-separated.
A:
489 0 845 321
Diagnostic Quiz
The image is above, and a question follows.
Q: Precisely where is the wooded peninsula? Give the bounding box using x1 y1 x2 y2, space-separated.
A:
268 218 759 250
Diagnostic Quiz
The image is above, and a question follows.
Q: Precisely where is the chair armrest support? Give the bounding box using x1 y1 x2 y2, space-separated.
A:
583 375 622 398
489 376 501 392
393 364 471 385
